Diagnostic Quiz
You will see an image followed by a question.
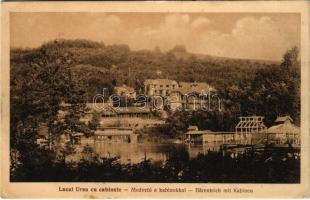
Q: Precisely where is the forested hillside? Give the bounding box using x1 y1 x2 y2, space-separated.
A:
11 39 277 98
11 39 300 130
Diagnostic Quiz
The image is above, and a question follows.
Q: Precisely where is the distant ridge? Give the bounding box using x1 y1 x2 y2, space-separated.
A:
11 38 281 65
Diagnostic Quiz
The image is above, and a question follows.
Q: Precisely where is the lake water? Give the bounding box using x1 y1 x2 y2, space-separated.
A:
70 137 222 164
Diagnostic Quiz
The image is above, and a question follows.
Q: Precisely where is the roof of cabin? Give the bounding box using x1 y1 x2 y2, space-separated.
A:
188 125 198 130
185 130 213 135
86 103 152 115
95 127 134 136
178 82 214 95
114 85 135 94
267 123 300 134
114 107 151 114
72 132 84 137
275 116 293 123
85 103 117 115
144 79 178 85
186 130 236 135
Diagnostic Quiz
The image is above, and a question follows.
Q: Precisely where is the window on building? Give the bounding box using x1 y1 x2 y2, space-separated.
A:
166 85 169 87
160 85 163 87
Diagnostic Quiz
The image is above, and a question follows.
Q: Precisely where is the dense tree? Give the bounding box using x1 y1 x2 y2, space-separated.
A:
10 40 90 172
242 47 300 126
11 39 277 99
162 47 300 134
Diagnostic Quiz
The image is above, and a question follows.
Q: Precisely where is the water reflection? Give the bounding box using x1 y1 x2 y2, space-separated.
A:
94 142 170 163
71 137 223 164
187 143 221 158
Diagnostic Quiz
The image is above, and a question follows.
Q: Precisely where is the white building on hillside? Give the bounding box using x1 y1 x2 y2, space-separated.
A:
144 79 178 97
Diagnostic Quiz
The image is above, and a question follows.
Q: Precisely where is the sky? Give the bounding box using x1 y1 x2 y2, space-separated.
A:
10 12 300 61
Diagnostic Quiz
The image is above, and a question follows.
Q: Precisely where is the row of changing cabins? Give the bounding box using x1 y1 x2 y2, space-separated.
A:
38 115 300 152
91 115 300 149
185 115 300 148
94 126 138 143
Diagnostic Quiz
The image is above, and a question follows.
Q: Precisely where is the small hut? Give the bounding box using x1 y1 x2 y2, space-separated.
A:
187 125 199 131
267 116 300 145
36 123 50 148
71 132 84 144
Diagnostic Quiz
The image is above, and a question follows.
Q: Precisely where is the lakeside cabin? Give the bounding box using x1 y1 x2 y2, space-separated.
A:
185 116 300 147
185 116 267 144
114 107 152 118
185 126 235 144
85 103 153 119
94 127 138 143
267 116 300 146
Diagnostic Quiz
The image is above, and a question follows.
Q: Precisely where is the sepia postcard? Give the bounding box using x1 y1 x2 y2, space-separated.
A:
1 1 310 198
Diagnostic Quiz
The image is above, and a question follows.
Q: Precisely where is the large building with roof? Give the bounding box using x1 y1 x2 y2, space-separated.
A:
144 79 216 111
144 79 179 97
81 103 164 129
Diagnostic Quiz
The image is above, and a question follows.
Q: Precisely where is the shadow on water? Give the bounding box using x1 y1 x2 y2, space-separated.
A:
11 138 300 183
70 137 222 164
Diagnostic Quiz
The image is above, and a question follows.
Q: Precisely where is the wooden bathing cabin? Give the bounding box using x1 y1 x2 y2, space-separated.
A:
267 116 300 147
185 116 267 145
185 126 235 143
94 126 138 143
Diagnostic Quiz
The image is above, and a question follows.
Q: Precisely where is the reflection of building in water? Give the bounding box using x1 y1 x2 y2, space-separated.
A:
267 115 300 146
187 143 221 158
94 127 137 143
93 142 168 164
